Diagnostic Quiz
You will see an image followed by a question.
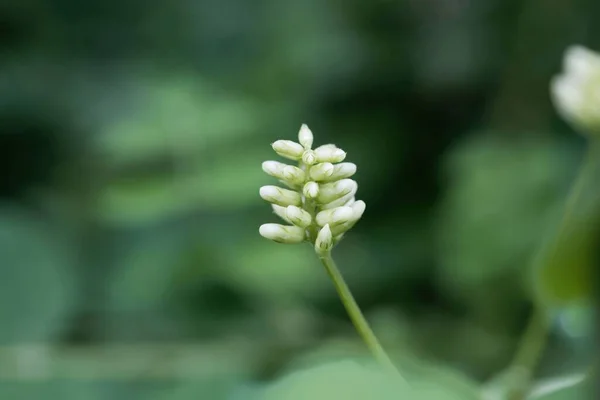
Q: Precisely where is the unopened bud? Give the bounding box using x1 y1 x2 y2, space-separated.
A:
309 163 335 181
314 144 346 163
260 185 302 207
315 224 333 253
317 179 357 204
350 200 366 221
298 124 314 149
286 205 312 228
316 206 354 227
302 150 317 165
272 204 292 224
343 196 356 207
259 224 305 244
282 165 306 186
263 161 305 186
262 161 286 177
303 181 320 199
320 163 357 182
330 201 366 236
320 192 355 210
272 140 305 160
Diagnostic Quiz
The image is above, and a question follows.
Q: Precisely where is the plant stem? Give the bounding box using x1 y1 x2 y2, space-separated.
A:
318 252 406 382
507 141 599 399
506 308 550 400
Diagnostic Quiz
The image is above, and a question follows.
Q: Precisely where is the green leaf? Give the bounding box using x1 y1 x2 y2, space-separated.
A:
261 360 410 400
106 235 186 312
219 241 327 302
96 75 264 164
96 148 268 226
534 202 600 307
436 134 577 301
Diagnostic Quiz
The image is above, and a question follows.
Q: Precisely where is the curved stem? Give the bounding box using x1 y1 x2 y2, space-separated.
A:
510 309 549 375
507 141 599 399
506 308 550 400
558 141 598 229
317 252 407 382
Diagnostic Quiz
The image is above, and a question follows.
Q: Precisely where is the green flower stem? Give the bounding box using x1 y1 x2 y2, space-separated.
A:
317 251 407 383
506 308 550 399
507 141 599 399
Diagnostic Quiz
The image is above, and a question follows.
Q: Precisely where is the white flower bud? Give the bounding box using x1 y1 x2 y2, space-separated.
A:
282 165 306 186
285 205 312 228
316 206 354 227
317 179 357 204
551 45 600 133
272 140 305 160
343 196 356 207
331 221 352 236
350 200 366 221
302 150 317 165
320 162 357 182
260 185 302 207
298 124 314 149
303 181 320 200
330 200 366 236
309 162 335 181
272 204 292 224
320 192 355 210
262 161 305 186
262 161 286 177
315 224 333 253
259 224 305 244
314 144 346 163
563 46 600 77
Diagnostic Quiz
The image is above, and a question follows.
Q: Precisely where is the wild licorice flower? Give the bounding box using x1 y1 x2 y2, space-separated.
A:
551 45 600 134
259 124 365 254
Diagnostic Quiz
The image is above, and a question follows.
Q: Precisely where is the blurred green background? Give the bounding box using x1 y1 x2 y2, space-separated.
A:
0 0 598 399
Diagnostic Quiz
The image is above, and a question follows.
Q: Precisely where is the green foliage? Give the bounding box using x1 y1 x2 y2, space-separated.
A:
1 0 598 398
528 374 590 400
0 204 77 344
261 360 410 400
0 382 102 400
261 357 487 400
534 145 600 306
534 214 597 306
437 134 575 296
94 75 268 226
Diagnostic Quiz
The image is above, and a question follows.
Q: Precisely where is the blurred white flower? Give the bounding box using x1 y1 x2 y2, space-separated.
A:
259 124 365 251
551 45 600 134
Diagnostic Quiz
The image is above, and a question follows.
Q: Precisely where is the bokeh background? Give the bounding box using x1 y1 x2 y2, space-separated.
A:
0 0 598 399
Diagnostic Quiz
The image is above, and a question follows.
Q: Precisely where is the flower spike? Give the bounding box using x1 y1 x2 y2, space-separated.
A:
259 124 365 250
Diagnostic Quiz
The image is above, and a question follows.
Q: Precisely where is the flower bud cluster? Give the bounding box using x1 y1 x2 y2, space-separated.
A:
551 45 600 134
259 124 365 253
